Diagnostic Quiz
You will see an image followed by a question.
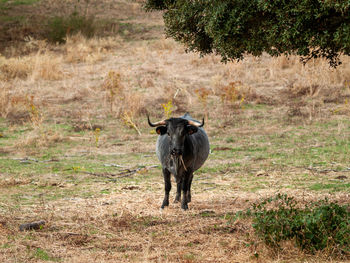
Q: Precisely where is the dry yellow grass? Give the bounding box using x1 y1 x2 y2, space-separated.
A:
0 52 63 81
31 52 64 81
64 34 122 64
102 70 146 119
3 37 48 58
14 128 66 151
0 179 348 263
0 83 10 118
2 33 350 131
2 27 350 123
0 56 33 81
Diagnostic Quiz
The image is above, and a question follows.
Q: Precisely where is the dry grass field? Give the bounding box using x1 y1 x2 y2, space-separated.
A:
1 0 350 262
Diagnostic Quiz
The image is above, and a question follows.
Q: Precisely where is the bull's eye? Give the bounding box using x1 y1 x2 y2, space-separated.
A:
167 132 170 136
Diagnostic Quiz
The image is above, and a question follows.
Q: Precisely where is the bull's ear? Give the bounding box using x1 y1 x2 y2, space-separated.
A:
187 125 198 135
156 126 167 135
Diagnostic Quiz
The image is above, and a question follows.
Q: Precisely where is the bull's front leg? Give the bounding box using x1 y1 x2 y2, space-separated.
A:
181 172 191 210
186 172 194 203
161 168 171 209
174 179 181 203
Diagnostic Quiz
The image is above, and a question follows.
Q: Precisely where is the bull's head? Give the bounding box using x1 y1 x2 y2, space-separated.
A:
148 115 204 175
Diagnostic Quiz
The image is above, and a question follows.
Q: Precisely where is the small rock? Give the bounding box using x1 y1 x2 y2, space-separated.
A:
256 170 269 177
122 186 140 190
335 175 347 180
19 220 46 231
212 147 232 151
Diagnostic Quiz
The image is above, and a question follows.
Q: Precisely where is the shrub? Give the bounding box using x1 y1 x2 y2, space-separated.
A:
46 12 95 43
102 70 145 120
238 194 350 255
102 71 124 114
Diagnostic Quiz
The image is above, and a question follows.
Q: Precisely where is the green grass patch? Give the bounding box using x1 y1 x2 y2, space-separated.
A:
33 248 59 261
309 183 350 192
11 0 39 5
0 14 25 22
0 243 11 249
0 0 39 15
198 210 216 217
243 103 270 110
183 253 196 261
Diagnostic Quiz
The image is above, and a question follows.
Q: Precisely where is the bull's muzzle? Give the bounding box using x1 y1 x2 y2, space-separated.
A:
171 148 183 156
170 150 187 174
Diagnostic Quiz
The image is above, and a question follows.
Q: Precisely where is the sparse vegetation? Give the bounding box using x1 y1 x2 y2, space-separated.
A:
0 52 63 81
46 12 95 43
1 1 350 262
236 194 350 256
161 99 173 118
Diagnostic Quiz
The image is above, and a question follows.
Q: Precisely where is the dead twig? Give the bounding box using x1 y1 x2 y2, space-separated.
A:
13 157 59 164
59 232 86 236
81 165 158 179
80 171 118 179
204 187 217 191
305 167 350 173
39 232 84 236
116 165 158 178
104 163 126 168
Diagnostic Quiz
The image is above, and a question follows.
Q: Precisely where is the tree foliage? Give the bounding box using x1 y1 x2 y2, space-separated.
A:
145 0 350 66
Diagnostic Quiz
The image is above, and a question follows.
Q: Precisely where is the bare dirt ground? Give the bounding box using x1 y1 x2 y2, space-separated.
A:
1 1 350 262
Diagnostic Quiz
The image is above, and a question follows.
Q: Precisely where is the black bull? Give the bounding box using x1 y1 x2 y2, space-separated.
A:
148 113 210 210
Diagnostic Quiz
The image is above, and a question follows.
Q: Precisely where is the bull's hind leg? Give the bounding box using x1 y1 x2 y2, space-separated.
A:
161 168 171 209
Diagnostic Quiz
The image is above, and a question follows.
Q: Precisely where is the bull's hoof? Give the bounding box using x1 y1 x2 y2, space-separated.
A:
187 195 191 203
161 200 169 209
181 203 188 210
174 195 181 203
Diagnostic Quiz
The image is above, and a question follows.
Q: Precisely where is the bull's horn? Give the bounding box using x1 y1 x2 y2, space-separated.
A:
147 115 166 127
188 118 204 127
